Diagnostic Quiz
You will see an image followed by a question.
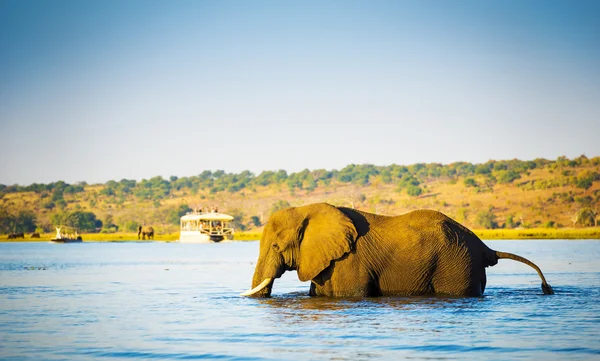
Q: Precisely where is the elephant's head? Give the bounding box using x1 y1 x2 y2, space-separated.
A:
242 203 358 297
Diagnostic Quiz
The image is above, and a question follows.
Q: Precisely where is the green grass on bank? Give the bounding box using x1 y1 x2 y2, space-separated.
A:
474 227 600 240
2 228 600 242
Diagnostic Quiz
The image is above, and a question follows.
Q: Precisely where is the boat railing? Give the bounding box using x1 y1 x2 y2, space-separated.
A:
181 224 234 235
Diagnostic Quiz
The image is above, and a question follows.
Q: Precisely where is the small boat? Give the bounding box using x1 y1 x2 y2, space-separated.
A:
50 226 83 243
179 211 235 243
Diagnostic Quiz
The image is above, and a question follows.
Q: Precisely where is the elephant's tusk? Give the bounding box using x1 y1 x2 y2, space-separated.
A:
240 278 273 296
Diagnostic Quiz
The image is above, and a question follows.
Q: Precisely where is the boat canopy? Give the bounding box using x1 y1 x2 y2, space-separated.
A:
180 212 234 222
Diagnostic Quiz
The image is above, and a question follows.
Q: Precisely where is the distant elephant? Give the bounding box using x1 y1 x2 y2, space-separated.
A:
31 232 40 238
7 232 24 239
242 203 553 297
138 226 154 240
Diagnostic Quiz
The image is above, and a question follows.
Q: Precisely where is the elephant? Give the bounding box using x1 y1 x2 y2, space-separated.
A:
241 203 553 298
138 226 154 240
7 232 24 239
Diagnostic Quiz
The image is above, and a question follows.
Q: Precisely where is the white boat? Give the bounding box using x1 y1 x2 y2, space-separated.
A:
179 211 235 243
50 226 83 243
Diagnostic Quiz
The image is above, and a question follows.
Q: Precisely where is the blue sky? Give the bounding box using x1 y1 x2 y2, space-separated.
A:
1 0 599 185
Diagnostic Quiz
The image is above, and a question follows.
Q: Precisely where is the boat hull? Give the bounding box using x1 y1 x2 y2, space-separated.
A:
178 231 233 243
50 238 83 243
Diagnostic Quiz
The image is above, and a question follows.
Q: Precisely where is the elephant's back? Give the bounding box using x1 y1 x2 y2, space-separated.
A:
394 209 483 244
395 209 454 226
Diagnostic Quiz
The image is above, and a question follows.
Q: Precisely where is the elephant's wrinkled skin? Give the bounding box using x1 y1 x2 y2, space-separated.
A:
138 226 154 240
245 203 553 297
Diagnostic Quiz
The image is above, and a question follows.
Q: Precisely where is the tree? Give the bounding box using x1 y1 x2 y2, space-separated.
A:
51 211 100 231
16 210 37 232
0 208 14 233
476 208 498 229
380 169 393 184
304 177 317 192
228 209 246 231
474 163 492 175
398 173 420 188
68 211 101 231
166 204 192 225
249 215 261 228
52 189 64 202
64 184 84 194
271 200 291 215
101 214 118 232
0 209 34 233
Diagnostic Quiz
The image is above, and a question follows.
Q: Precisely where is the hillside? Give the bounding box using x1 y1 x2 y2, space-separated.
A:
1 155 599 236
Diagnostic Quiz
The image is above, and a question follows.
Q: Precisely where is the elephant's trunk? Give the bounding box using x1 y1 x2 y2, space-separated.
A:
243 253 284 297
496 251 554 295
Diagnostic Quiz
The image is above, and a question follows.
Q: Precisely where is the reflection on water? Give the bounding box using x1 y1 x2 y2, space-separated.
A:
0 240 599 360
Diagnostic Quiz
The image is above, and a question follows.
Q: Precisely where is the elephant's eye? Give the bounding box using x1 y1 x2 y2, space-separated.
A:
272 243 280 252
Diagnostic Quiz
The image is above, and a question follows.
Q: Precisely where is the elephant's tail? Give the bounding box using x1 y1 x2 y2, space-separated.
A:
496 251 554 295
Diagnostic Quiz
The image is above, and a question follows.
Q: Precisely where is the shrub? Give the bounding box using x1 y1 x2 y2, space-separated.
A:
505 214 519 229
464 178 478 187
576 208 597 227
406 185 423 197
575 170 597 190
122 221 140 232
496 170 521 184
100 227 118 233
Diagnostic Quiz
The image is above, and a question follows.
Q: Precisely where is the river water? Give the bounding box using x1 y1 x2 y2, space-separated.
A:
1 240 599 360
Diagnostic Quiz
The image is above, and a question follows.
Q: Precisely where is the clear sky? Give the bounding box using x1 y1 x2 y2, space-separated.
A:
1 0 599 186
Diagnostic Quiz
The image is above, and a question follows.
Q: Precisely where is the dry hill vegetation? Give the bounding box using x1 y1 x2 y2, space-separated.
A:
1 155 599 237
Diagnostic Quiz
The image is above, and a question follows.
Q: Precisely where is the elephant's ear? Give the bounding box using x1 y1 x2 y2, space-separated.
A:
297 204 358 282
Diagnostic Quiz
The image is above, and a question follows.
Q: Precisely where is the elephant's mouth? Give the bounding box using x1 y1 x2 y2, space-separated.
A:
240 278 274 296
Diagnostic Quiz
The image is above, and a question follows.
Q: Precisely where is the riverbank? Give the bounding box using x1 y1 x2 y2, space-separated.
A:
2 228 599 242
0 231 262 242
474 227 600 240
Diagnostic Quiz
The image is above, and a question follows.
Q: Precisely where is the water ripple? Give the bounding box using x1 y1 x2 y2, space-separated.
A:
1 241 599 360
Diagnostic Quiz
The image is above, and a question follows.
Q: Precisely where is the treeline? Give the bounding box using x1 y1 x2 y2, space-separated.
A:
1 156 599 234
2 156 599 203
0 205 193 235
0 209 99 234
0 209 37 234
